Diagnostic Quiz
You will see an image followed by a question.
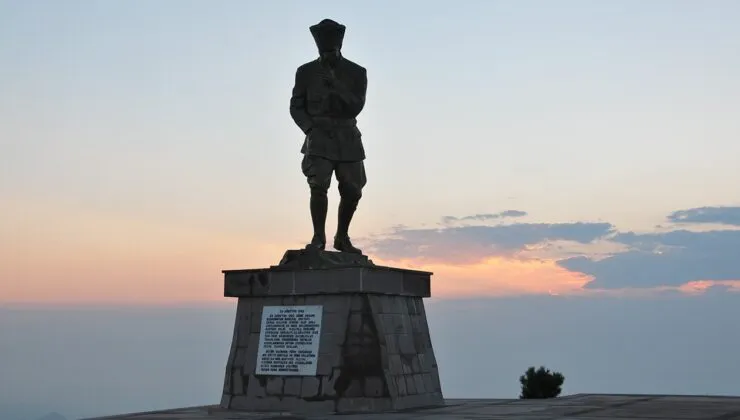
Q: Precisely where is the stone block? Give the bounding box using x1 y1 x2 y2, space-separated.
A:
397 334 416 355
402 273 431 297
362 269 404 295
233 348 247 368
249 309 261 333
430 371 442 393
222 367 232 393
384 372 398 397
285 295 306 305
413 374 426 393
265 377 283 396
396 375 407 396
321 332 346 350
387 354 403 375
403 297 418 315
321 373 338 398
229 395 248 410
265 271 295 295
364 376 385 397
386 334 400 354
242 348 256 374
401 357 413 374
379 295 394 314
294 269 358 294
423 373 437 393
391 296 407 314
301 377 320 398
321 312 347 336
223 270 269 297
405 375 417 395
283 377 301 396
235 299 252 321
411 355 421 373
346 311 363 333
232 370 245 395
245 375 265 398
378 313 396 334
425 348 438 367
305 400 336 413
322 295 351 313
417 353 427 372
411 314 422 333
350 295 364 311
225 331 237 369
262 296 284 307
400 312 414 334
316 353 338 376
343 379 364 398
247 332 260 351
219 393 231 409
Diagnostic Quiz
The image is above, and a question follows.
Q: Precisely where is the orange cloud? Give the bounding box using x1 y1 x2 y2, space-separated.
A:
372 256 592 297
678 280 740 295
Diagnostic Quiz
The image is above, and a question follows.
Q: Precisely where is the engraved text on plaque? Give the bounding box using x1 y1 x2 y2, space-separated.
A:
255 305 323 376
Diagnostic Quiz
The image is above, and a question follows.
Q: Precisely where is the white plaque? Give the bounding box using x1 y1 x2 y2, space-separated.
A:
255 305 323 376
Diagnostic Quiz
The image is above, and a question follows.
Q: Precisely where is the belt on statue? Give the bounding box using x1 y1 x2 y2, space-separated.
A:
312 118 356 127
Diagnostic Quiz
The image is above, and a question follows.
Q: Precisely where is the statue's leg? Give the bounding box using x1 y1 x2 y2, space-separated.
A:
333 160 366 254
301 155 333 250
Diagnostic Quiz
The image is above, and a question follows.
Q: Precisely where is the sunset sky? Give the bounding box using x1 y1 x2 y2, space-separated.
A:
2 0 740 304
3 3 740 418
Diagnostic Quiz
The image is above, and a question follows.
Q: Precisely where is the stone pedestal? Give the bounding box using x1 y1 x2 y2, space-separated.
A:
219 249 444 414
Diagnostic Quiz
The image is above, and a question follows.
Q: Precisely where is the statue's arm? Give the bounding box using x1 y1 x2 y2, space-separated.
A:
289 67 313 134
331 68 367 118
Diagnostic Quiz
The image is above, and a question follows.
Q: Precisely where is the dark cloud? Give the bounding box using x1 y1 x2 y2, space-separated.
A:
365 221 614 263
559 229 740 288
442 210 527 224
667 206 740 226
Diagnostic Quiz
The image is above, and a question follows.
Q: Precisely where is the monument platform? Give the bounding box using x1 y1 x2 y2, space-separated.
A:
218 249 442 413
84 394 740 419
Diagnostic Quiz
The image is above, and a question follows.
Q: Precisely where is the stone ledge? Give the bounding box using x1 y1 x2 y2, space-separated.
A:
273 248 375 270
223 266 432 298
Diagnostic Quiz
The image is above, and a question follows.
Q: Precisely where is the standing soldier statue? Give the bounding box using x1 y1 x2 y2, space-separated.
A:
290 19 368 254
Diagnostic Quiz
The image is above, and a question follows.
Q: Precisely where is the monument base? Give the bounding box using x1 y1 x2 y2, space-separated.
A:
220 250 444 413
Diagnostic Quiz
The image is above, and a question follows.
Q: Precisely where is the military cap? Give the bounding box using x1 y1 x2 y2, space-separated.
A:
310 18 346 52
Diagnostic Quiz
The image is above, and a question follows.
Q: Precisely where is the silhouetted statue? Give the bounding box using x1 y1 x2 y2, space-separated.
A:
290 19 368 254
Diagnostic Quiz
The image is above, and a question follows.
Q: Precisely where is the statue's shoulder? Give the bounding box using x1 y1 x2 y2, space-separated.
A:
296 59 320 74
341 57 366 74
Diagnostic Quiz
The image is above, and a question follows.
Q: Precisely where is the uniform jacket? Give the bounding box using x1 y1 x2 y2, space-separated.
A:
290 57 368 162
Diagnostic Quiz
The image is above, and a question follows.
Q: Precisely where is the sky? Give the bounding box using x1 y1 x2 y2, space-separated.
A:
1 0 740 418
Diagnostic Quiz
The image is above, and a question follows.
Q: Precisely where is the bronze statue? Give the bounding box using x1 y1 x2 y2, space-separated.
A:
290 19 368 254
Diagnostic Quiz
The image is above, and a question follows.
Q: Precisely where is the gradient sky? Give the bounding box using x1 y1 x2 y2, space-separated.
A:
2 2 740 419
2 0 740 302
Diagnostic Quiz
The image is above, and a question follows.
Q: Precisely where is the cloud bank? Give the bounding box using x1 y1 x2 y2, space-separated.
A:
441 210 528 224
666 206 740 226
364 206 740 293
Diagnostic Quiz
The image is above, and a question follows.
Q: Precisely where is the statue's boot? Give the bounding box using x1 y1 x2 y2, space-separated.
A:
307 189 328 250
333 198 362 254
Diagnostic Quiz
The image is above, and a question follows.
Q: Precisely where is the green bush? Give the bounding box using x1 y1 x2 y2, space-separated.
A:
519 366 565 399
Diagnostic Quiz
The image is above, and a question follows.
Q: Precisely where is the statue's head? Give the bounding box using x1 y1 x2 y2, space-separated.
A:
310 19 346 58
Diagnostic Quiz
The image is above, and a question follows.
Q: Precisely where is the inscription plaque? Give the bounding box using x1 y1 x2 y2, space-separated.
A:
255 305 323 376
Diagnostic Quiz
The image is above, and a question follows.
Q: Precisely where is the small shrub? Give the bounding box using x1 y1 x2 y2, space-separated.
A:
519 366 565 399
